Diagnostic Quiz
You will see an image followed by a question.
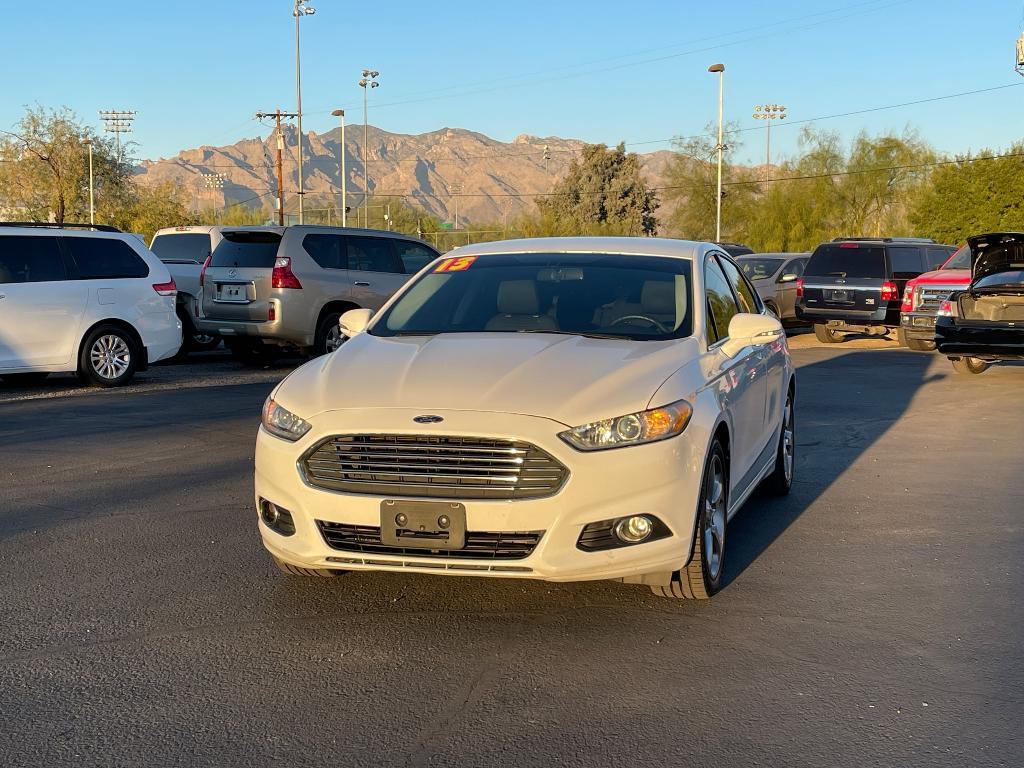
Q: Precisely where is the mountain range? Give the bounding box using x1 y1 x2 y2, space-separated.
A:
135 125 678 225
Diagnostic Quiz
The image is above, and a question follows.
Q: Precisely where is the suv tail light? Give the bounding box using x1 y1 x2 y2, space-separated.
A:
880 281 898 302
152 278 176 296
937 299 958 318
198 255 211 287
900 285 915 312
272 257 303 289
795 278 804 299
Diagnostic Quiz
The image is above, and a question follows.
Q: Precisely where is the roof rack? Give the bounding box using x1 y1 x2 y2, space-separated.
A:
830 236 936 244
0 222 122 232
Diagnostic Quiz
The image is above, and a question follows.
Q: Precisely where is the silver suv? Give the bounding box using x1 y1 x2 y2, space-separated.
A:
197 226 440 357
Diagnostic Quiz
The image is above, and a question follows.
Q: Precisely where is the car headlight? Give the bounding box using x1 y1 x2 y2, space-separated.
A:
558 399 693 451
261 397 312 441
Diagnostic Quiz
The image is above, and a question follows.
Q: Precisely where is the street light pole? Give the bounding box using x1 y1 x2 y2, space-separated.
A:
359 69 380 228
84 139 95 225
331 109 347 227
708 63 725 243
293 0 316 225
752 103 787 190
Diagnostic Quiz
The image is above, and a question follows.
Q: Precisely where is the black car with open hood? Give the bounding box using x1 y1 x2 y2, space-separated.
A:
934 232 1024 374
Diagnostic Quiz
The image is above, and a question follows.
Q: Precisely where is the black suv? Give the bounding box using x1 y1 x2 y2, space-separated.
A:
796 237 956 343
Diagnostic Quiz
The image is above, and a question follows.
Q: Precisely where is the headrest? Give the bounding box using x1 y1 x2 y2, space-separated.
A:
641 280 675 315
497 280 540 315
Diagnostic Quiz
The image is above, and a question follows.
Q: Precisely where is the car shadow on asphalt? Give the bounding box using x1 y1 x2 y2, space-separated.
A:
721 348 943 592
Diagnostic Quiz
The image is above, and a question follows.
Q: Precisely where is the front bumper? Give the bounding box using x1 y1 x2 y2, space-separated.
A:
899 311 938 340
254 408 704 583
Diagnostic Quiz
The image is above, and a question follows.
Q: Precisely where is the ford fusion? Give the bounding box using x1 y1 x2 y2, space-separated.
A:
256 238 795 599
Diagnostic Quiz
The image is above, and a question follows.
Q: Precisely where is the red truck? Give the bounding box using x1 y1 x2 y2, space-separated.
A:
898 244 970 350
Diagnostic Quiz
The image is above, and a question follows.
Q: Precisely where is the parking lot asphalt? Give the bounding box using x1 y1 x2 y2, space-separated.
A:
1 344 1021 767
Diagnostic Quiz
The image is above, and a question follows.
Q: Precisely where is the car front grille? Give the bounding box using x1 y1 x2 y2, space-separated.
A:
316 522 543 560
915 285 961 313
301 434 568 500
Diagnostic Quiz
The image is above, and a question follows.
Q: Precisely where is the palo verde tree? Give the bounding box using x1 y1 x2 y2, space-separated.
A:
534 142 658 236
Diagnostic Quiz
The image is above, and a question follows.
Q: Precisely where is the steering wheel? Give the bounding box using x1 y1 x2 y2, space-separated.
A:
608 314 669 334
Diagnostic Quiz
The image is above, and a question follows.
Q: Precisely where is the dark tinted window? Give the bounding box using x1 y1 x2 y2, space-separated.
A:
705 257 740 343
66 237 149 279
717 255 760 314
805 244 886 278
150 233 211 264
0 235 66 283
887 246 925 278
348 237 400 273
210 232 282 268
394 241 439 274
926 246 954 270
303 234 347 270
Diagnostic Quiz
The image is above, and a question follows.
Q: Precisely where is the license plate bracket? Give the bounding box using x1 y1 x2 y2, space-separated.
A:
217 283 248 302
830 289 849 302
380 500 466 550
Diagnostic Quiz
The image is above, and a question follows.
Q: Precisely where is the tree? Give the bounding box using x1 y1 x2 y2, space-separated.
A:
535 142 658 235
909 143 1024 244
0 106 129 224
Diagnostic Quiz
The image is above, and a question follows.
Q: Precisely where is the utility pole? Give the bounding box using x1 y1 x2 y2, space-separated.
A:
292 0 316 224
451 183 463 230
707 64 726 242
257 110 298 225
84 139 95 225
359 69 380 228
331 109 347 226
99 110 136 160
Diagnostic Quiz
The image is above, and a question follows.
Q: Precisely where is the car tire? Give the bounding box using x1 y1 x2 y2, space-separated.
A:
813 323 841 343
78 325 138 387
764 387 795 495
650 438 729 600
1 372 50 386
951 357 990 375
272 555 344 578
905 337 934 352
313 312 345 357
188 330 222 353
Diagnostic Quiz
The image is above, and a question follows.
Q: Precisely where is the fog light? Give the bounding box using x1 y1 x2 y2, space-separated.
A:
614 515 653 544
259 498 296 536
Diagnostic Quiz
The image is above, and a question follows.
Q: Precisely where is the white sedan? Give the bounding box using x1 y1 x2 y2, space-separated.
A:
255 237 795 599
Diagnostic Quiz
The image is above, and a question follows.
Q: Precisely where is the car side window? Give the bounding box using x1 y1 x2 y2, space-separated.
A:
716 254 760 314
302 233 347 270
787 259 806 278
887 246 925 278
65 237 149 279
0 235 67 284
704 256 741 344
926 246 953 270
347 237 402 274
394 241 439 274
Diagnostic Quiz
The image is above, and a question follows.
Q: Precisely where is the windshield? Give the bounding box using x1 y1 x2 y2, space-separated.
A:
805 244 886 278
371 252 694 341
738 258 783 280
943 244 970 270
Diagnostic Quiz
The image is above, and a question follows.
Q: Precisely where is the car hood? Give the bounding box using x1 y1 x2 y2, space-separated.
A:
278 332 696 428
907 268 970 287
967 232 1024 285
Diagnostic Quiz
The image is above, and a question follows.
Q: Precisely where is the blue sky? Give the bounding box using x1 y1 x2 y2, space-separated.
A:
4 0 1024 164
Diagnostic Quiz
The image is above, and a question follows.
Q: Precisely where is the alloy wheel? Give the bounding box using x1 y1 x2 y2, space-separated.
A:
702 454 727 582
90 334 131 380
782 397 795 483
325 324 345 353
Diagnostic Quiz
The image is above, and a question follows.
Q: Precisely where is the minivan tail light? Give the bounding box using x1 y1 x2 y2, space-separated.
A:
152 278 176 296
900 285 915 312
199 255 211 287
795 278 804 299
272 256 303 289
880 281 898 302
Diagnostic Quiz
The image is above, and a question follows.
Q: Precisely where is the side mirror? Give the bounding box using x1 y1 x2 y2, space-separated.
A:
339 308 373 338
720 313 784 358
778 273 798 283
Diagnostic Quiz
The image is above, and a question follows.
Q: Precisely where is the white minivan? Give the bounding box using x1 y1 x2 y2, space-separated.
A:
0 224 182 387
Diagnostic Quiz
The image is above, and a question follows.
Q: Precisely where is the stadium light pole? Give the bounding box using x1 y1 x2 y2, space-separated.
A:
293 0 316 225
331 109 347 226
359 69 380 228
708 63 725 242
752 103 786 189
84 139 95 225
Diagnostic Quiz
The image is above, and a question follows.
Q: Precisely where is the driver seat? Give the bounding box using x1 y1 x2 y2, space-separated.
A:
485 280 557 332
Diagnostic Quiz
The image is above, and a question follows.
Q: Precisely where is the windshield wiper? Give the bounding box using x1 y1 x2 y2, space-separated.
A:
514 329 627 340
390 330 441 336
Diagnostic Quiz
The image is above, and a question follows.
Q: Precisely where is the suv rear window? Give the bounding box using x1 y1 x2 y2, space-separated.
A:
211 232 282 268
805 244 885 278
151 233 211 264
66 237 149 279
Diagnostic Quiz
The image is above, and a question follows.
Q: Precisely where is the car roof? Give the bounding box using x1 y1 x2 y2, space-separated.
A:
738 252 809 259
446 236 708 260
0 225 137 241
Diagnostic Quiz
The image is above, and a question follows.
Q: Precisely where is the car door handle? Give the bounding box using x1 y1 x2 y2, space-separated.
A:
354 281 371 287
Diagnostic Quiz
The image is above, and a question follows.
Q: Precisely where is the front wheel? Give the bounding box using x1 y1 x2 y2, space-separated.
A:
813 323 841 343
951 357 989 375
79 326 138 387
651 439 729 599
313 312 345 357
764 388 795 495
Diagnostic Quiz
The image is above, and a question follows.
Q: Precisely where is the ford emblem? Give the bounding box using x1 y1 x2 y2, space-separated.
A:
228 268 238 278
413 415 444 424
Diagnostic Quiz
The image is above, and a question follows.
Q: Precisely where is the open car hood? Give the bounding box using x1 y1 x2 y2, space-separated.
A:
967 232 1024 285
